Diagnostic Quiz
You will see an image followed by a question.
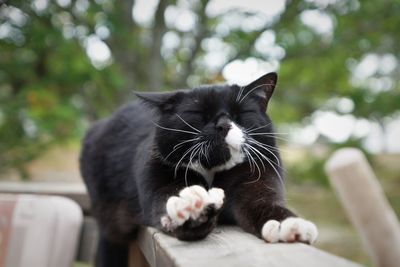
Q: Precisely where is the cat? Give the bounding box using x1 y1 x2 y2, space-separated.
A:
80 72 318 267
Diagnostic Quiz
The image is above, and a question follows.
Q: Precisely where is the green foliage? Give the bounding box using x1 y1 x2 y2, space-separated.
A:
0 0 399 178
286 153 329 186
0 0 124 174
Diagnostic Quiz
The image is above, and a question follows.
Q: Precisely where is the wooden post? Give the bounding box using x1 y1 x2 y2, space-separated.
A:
325 148 400 267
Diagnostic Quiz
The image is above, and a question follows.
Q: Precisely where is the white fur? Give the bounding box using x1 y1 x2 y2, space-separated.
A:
207 188 224 209
161 185 225 230
261 220 280 243
208 122 245 173
188 122 245 185
225 122 245 150
261 217 318 244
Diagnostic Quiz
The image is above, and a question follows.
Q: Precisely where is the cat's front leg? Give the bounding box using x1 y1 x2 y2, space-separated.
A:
232 181 318 244
160 185 225 240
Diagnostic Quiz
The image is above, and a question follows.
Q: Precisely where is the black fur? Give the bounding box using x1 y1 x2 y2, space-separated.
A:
80 72 296 267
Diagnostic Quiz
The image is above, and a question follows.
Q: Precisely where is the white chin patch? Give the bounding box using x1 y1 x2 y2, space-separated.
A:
188 122 245 185
225 122 245 151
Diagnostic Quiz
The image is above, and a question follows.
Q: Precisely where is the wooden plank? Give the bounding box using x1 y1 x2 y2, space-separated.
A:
0 181 90 211
325 148 400 267
0 197 16 267
0 194 83 267
76 217 99 263
129 242 151 267
135 226 364 267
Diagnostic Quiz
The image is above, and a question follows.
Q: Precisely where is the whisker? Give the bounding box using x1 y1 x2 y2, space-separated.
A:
174 142 202 178
247 147 283 179
164 137 200 160
239 83 275 103
201 141 211 164
245 148 261 184
152 121 198 135
172 137 200 150
250 145 281 174
246 145 266 172
185 143 203 187
245 143 284 185
248 133 289 142
252 146 286 177
175 114 201 133
247 140 283 168
247 139 283 159
248 132 289 135
246 123 272 133
243 148 255 173
247 139 281 153
205 142 211 164
236 85 245 102
246 142 280 169
256 143 289 154
243 145 262 184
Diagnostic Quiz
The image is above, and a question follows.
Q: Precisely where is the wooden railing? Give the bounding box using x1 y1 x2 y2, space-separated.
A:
132 226 362 267
0 180 364 267
0 181 90 212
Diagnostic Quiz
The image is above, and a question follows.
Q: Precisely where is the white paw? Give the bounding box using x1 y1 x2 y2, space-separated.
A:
161 185 225 230
261 217 318 244
261 220 280 243
207 188 224 209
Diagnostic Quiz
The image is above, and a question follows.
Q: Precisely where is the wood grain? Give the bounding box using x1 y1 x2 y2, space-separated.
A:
133 226 363 267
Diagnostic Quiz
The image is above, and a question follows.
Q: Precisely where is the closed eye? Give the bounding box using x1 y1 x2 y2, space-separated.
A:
241 110 256 114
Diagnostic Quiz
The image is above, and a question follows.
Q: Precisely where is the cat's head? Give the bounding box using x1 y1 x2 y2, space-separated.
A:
136 72 279 175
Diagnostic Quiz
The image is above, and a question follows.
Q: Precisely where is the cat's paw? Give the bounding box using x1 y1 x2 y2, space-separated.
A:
261 217 318 244
161 185 224 231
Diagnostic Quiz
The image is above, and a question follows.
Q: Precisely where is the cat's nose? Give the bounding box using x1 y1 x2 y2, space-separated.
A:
216 118 232 136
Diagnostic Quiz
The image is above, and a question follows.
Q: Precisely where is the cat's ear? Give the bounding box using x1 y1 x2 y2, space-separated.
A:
243 72 278 107
134 91 181 111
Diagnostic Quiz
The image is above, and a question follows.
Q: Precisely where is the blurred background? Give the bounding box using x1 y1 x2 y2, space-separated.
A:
0 0 399 265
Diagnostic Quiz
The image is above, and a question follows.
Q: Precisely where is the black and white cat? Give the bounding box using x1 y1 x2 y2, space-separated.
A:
80 72 318 267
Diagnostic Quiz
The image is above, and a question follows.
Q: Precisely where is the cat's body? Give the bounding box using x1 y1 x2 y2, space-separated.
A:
80 73 318 267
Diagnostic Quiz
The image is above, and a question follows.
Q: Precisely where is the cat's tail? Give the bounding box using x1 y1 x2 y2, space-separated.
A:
96 234 129 267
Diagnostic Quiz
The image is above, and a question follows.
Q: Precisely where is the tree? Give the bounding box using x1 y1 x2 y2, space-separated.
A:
0 0 398 177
